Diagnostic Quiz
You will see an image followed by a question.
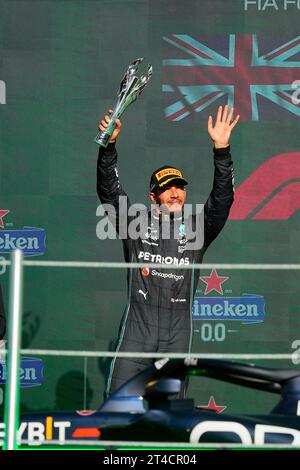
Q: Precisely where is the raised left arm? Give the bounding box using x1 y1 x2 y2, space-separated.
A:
203 106 239 250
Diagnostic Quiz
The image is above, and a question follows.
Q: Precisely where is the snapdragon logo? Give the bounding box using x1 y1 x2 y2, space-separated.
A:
0 80 5 104
151 270 184 281
96 197 204 250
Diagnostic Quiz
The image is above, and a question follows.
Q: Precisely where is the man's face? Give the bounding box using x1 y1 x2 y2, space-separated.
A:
149 183 187 213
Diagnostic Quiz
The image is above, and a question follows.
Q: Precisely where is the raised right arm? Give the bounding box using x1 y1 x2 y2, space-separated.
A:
96 114 130 238
97 142 128 206
97 142 131 242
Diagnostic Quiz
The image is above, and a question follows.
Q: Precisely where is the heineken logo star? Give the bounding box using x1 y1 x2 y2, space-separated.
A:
0 210 9 228
200 269 229 295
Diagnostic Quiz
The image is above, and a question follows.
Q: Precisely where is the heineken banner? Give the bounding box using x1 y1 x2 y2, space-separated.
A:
0 0 299 417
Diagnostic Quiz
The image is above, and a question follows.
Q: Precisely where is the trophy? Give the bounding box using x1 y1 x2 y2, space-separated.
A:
95 58 152 147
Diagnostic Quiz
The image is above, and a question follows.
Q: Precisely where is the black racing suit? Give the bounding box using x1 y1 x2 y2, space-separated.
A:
97 143 234 396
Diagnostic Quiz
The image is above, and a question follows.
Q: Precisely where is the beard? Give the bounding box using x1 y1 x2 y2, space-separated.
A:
156 197 184 214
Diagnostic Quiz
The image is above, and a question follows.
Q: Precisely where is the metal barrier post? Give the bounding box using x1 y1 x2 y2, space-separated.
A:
3 249 24 450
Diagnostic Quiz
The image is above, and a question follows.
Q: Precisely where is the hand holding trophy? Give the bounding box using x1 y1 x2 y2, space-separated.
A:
95 58 152 147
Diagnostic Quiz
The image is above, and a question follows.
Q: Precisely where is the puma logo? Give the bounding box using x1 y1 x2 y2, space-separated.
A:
138 289 148 300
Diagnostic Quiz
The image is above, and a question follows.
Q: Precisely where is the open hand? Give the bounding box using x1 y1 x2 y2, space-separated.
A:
208 105 240 148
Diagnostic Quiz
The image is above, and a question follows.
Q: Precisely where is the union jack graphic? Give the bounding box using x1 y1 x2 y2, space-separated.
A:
162 35 300 121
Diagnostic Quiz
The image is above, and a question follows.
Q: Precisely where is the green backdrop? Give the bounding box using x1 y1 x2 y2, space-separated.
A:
0 0 299 416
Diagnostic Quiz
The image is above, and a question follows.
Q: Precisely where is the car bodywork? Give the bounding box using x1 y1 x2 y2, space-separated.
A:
1 358 300 446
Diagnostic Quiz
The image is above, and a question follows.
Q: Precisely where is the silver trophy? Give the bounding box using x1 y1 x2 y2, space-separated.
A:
95 58 152 147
